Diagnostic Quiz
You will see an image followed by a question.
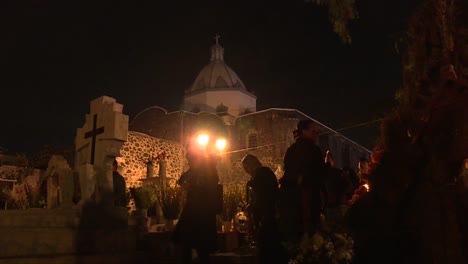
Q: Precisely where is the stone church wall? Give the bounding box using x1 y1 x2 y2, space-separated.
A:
126 108 371 190
117 131 185 188
233 109 371 172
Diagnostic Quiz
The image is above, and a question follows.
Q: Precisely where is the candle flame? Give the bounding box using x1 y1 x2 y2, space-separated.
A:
363 184 370 191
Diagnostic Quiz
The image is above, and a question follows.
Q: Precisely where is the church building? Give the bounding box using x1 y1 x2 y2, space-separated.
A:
118 37 371 187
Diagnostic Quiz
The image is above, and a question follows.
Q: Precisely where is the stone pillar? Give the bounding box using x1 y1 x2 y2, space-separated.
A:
158 160 166 179
146 162 154 178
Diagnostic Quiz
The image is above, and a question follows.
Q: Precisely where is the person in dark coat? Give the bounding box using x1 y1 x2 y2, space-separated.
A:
242 154 288 264
279 120 326 242
112 159 127 208
323 150 351 208
173 147 219 264
341 166 360 200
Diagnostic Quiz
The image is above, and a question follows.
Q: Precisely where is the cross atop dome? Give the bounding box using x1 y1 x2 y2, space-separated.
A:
183 36 257 116
210 34 224 61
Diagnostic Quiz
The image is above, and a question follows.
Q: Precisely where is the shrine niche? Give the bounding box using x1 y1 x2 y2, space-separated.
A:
44 155 73 209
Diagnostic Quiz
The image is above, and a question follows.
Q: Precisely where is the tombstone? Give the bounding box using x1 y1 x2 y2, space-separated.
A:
75 96 128 207
45 155 74 209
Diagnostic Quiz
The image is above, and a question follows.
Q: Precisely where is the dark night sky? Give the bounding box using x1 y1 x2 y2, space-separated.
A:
1 0 420 154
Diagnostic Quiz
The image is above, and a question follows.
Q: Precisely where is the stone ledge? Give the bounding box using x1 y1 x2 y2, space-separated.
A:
0 227 136 258
0 209 79 228
0 253 138 264
0 227 77 257
210 252 256 264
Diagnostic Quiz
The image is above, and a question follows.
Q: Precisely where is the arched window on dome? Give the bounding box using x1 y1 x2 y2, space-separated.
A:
247 132 258 149
215 76 228 88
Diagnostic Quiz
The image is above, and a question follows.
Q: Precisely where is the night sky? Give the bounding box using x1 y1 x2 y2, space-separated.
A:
1 0 420 154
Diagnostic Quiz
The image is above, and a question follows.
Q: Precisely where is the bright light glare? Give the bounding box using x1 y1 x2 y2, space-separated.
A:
215 139 227 151
363 184 370 192
197 134 210 146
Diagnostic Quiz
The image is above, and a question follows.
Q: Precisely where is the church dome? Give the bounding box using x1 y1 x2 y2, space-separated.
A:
186 37 246 94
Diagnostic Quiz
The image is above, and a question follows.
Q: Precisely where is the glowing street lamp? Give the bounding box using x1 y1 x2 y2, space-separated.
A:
215 139 227 153
197 134 210 147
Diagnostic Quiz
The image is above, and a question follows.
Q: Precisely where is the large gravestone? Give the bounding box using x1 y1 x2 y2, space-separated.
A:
73 96 134 259
75 96 128 206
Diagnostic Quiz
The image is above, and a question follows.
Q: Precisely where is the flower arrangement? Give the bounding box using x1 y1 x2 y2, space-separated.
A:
286 231 354 264
155 151 169 162
221 183 246 221
144 151 170 165
2 180 46 209
155 183 185 220
2 183 29 209
285 205 354 264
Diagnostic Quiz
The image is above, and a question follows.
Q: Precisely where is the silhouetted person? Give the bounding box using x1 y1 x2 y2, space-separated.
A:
324 150 348 208
245 170 256 237
279 120 326 242
341 166 359 201
242 154 288 264
173 147 219 264
112 159 127 208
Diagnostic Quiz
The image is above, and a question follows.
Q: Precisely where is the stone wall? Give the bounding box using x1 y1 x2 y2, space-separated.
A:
0 165 42 191
117 131 185 188
0 165 23 180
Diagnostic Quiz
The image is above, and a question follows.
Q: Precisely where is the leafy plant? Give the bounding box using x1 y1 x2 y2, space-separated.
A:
130 187 152 209
156 184 185 220
286 231 354 264
2 183 29 209
221 183 246 221
0 156 47 209
306 0 358 44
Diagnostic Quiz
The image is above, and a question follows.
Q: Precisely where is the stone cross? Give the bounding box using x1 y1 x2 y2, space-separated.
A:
75 96 128 206
84 114 105 165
